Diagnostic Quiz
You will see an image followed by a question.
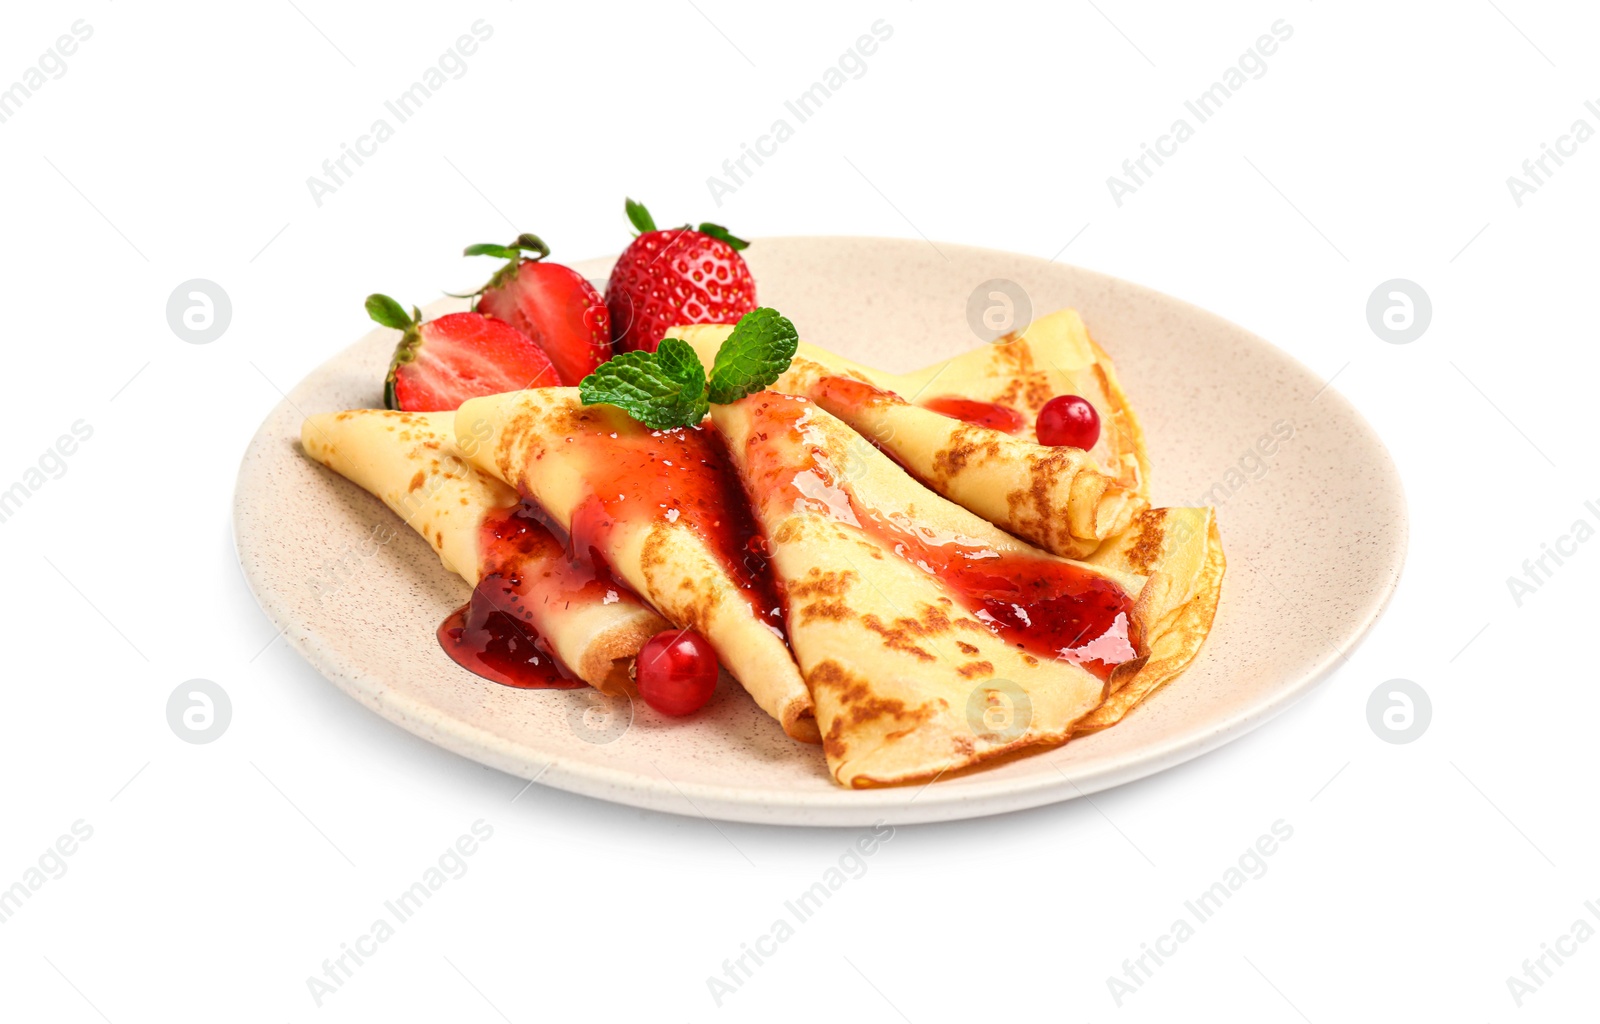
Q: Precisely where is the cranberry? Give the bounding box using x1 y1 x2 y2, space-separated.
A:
636 628 719 715
1036 395 1101 450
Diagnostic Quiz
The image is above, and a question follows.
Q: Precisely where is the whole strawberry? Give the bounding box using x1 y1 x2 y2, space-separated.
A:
604 198 757 353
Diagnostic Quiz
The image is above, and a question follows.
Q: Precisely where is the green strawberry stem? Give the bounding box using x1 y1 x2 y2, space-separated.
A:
368 293 425 411
623 199 749 251
463 233 549 262
461 233 552 302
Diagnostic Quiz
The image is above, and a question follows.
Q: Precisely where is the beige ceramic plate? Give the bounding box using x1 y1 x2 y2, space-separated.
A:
234 237 1406 826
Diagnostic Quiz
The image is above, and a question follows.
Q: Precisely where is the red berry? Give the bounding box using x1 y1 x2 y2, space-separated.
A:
1036 394 1101 449
478 260 611 386
636 628 719 716
373 297 558 413
603 200 756 353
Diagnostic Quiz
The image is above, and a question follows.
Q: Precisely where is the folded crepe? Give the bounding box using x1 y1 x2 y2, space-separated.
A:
894 307 1150 485
1077 506 1224 731
454 390 820 743
300 409 667 693
710 391 1160 787
674 309 1147 559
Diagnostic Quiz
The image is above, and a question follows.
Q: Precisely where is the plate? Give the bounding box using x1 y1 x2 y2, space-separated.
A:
233 237 1406 826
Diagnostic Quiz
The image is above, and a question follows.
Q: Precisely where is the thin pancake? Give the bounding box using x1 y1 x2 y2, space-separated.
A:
1076 507 1224 730
674 312 1147 558
711 391 1154 788
300 409 667 693
455 389 820 743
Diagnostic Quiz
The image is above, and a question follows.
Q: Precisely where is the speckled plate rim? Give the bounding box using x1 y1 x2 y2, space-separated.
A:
233 237 1407 827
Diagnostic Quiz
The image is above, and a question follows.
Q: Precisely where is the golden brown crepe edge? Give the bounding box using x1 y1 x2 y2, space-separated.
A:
1075 513 1225 732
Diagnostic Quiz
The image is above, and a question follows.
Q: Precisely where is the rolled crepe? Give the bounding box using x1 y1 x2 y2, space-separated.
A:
672 309 1148 559
711 392 1156 787
300 409 667 693
1076 507 1225 730
454 391 821 743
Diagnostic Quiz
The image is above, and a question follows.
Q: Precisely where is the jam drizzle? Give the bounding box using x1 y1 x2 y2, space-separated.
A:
439 415 791 690
919 395 1026 435
738 395 1139 680
438 501 613 689
559 418 788 639
851 508 1139 680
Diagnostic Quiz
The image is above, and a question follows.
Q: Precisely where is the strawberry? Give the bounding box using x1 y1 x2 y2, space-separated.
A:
367 294 558 412
466 233 611 386
604 199 757 353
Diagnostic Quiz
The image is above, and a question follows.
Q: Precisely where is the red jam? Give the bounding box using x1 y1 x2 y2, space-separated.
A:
559 417 787 635
437 579 584 689
810 374 898 416
919 395 1026 434
853 509 1139 680
438 501 611 689
440 410 792 689
736 395 1139 680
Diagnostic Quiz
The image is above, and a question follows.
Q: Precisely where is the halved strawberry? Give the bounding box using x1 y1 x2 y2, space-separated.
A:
604 199 757 353
368 294 558 412
466 233 610 386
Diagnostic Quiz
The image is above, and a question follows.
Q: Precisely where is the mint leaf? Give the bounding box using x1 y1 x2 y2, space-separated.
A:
655 337 711 422
706 307 799 404
578 341 707 430
580 308 799 428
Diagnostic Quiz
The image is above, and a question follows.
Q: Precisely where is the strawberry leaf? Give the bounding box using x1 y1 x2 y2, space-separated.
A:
511 233 550 259
697 222 749 251
366 293 415 331
706 307 799 404
465 233 549 262
624 197 657 235
463 243 521 259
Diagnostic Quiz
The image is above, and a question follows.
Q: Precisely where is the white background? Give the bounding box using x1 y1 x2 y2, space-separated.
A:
2 0 1596 1020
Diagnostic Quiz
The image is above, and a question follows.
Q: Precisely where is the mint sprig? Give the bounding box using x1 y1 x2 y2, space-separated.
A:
578 307 799 428
578 338 707 430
